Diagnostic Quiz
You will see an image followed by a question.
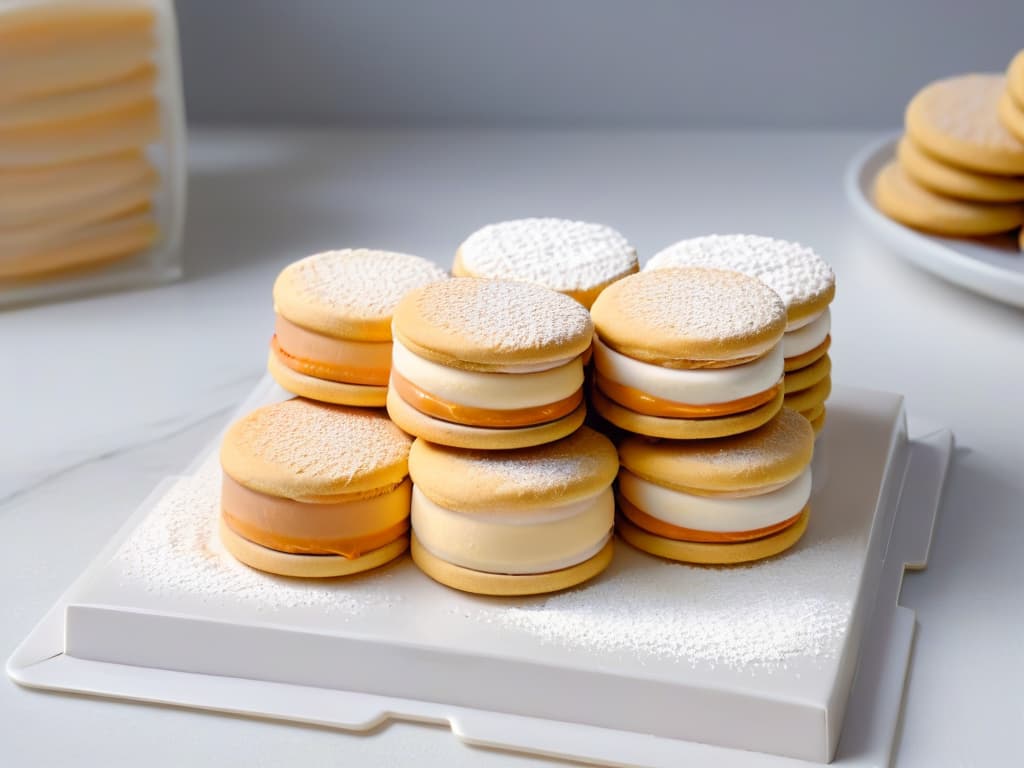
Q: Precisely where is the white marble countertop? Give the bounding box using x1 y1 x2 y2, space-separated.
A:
3 129 1021 766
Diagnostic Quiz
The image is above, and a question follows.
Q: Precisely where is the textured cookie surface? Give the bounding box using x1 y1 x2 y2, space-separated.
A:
619 407 813 493
220 398 412 500
455 218 638 302
905 74 1024 174
898 134 1024 202
590 267 786 365
273 249 448 341
646 235 834 326
873 161 1024 236
409 426 618 511
392 278 593 368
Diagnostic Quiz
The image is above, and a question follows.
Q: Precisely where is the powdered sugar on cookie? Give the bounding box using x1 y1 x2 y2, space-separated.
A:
459 218 637 292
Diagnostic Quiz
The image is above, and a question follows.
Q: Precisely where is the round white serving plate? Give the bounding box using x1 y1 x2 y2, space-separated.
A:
844 134 1024 309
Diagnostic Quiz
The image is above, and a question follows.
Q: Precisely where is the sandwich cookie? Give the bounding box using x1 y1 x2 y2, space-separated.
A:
219 398 413 578
388 278 592 449
873 161 1024 236
617 408 814 564
897 135 1024 202
409 426 618 595
270 249 448 407
589 268 786 439
454 218 638 308
905 74 1024 175
645 234 835 416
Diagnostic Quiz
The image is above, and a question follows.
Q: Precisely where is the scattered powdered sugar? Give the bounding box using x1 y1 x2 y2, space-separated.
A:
647 234 834 312
410 278 593 355
114 454 404 614
275 249 448 322
918 74 1024 151
464 538 858 670
459 218 638 292
224 399 411 490
597 268 785 343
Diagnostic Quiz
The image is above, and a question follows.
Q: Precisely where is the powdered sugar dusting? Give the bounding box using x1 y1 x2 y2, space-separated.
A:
114 454 403 614
276 249 448 322
647 235 834 313
599 268 785 344
411 278 593 355
917 74 1024 151
459 218 638 292
465 539 857 669
410 427 617 507
224 399 411 489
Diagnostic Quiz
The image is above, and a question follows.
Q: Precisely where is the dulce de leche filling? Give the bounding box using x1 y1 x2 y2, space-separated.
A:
221 474 410 558
619 496 804 544
595 371 781 419
390 370 584 429
272 314 391 386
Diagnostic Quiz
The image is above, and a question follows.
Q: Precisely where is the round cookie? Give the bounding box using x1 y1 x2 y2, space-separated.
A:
873 161 1024 236
898 134 1024 202
905 73 1024 175
645 234 835 331
454 218 638 308
591 267 786 366
615 408 814 564
270 249 447 406
408 427 618 595
617 509 809 566
784 376 832 414
783 354 831 394
998 89 1024 145
783 336 830 373
808 409 826 435
219 398 413 577
1007 50 1024 109
389 279 593 449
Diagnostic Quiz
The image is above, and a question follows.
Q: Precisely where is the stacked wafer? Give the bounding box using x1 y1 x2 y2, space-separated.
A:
590 268 817 564
874 53 1024 245
0 2 163 281
646 235 834 433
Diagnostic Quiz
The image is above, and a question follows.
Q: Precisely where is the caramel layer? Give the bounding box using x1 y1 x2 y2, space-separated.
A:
221 474 410 558
595 372 781 419
390 370 584 429
619 497 803 544
271 334 390 386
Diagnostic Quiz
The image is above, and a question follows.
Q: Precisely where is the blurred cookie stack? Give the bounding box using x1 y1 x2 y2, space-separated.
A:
0 0 185 298
874 50 1024 246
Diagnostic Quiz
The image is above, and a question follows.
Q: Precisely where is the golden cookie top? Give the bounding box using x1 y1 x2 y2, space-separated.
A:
590 267 786 366
619 408 813 493
1009 50 1024 106
646 234 834 329
220 398 412 501
408 426 618 511
273 249 448 342
392 277 594 369
905 73 1024 174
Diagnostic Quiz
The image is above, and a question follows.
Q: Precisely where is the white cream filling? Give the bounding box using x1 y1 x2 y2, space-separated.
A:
619 467 811 533
392 339 582 409
592 336 783 406
411 485 614 575
785 307 824 332
783 308 830 359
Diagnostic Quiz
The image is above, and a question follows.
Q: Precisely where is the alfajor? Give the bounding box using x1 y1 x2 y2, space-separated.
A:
616 408 814 565
219 398 413 578
589 268 787 439
646 234 835 431
454 217 639 308
269 249 448 407
388 278 593 449
408 426 618 595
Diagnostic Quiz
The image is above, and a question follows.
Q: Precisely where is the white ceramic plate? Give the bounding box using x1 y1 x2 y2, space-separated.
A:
844 135 1024 309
